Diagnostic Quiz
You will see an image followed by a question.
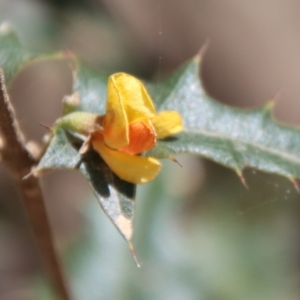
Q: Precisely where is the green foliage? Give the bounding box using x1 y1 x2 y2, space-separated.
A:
0 23 33 84
65 168 300 300
146 55 300 182
1 25 300 247
39 128 136 242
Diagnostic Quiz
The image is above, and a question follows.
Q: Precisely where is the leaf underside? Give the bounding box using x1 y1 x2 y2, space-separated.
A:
2 24 300 244
38 129 136 241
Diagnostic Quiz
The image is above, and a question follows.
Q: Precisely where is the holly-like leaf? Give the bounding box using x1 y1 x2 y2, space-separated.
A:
38 52 300 244
4 24 300 246
38 128 136 242
37 63 137 244
0 24 136 245
145 54 300 184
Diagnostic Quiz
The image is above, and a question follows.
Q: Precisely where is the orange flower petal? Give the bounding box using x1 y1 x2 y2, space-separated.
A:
151 111 183 139
92 139 161 184
119 118 156 155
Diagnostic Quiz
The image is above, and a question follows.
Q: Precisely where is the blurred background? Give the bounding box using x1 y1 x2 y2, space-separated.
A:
1 0 300 299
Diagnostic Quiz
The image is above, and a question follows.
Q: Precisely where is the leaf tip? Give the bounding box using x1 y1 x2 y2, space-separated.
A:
22 167 38 180
289 177 300 193
196 39 210 62
63 50 78 76
0 22 13 36
39 123 53 132
128 241 141 268
264 99 276 113
264 89 281 112
170 156 182 167
62 92 81 115
237 170 248 189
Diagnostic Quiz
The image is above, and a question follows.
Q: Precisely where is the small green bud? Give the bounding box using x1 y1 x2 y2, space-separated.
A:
54 111 102 135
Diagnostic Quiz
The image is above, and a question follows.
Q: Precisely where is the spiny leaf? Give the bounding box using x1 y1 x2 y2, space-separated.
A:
80 148 136 242
37 65 136 243
145 54 300 183
5 24 300 246
38 53 300 243
0 24 136 244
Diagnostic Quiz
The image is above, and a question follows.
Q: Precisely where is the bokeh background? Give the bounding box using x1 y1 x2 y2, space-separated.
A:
1 0 300 299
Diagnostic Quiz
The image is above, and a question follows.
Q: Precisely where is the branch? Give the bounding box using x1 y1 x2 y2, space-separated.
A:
0 69 71 300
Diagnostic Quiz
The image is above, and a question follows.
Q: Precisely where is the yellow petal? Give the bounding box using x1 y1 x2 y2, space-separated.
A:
109 73 156 122
92 139 161 184
151 111 183 139
103 75 129 150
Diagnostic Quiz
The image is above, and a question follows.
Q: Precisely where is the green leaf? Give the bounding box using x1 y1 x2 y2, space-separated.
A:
37 68 136 243
38 53 300 243
0 23 33 84
37 128 82 170
5 24 300 245
0 24 136 244
146 54 300 183
38 129 136 242
0 22 62 86
71 63 108 115
79 148 136 242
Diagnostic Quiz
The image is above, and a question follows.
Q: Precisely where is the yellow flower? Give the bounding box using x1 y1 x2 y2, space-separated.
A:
57 73 183 184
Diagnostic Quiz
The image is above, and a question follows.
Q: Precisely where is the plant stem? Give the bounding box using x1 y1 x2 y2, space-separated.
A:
0 69 71 300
